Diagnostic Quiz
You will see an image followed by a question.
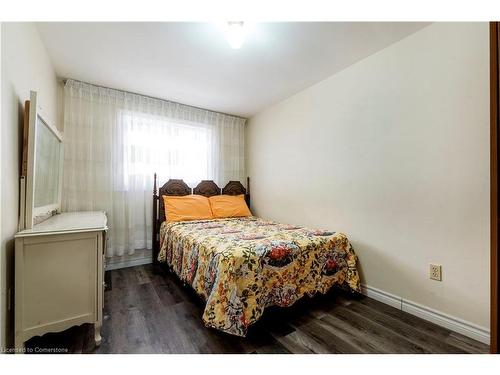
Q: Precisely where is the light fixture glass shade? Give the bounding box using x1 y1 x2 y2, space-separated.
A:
225 22 245 49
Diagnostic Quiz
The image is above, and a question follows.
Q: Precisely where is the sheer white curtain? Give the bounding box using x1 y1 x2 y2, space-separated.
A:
62 80 246 257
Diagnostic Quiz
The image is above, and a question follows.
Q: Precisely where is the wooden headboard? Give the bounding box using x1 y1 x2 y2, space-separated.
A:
152 174 250 269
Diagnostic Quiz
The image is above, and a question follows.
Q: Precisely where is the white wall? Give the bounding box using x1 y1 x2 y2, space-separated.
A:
0 22 58 348
246 23 490 329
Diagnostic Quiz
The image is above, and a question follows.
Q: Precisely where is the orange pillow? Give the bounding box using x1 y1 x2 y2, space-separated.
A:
208 194 252 219
163 195 214 222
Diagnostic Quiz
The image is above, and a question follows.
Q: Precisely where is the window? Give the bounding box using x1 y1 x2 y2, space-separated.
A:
121 111 213 188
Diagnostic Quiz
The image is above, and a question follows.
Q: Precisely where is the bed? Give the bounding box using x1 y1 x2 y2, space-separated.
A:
152 176 361 336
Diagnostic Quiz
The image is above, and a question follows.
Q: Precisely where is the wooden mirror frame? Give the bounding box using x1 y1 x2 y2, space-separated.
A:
22 91 63 230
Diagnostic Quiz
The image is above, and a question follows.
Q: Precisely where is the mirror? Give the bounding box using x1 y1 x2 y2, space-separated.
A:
34 115 62 208
22 90 63 229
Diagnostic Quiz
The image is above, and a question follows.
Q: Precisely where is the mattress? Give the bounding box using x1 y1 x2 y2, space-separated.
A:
158 216 360 336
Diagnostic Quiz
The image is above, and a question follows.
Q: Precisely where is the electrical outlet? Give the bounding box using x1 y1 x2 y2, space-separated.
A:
430 264 442 281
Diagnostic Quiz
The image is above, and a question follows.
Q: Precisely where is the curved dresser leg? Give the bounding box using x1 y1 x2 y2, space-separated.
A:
94 323 102 346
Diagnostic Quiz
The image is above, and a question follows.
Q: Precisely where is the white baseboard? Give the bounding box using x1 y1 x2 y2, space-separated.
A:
360 284 490 345
105 257 152 271
360 284 402 309
105 249 152 271
402 299 490 345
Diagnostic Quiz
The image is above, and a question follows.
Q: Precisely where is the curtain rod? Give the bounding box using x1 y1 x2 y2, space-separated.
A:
61 78 247 121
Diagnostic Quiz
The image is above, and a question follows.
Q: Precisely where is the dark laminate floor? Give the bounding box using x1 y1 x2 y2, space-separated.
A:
25 264 489 354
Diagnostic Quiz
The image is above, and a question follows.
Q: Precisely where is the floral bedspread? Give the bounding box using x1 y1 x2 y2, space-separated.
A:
158 216 360 336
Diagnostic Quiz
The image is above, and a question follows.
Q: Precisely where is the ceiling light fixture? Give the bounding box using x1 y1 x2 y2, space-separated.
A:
224 21 246 49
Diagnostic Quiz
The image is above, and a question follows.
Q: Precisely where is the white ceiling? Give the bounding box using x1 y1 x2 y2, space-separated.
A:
37 22 429 118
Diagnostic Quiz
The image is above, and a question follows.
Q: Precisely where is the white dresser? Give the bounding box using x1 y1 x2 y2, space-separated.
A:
14 211 108 351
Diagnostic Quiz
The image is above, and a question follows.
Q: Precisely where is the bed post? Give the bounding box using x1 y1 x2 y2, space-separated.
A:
152 173 159 272
246 176 251 207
